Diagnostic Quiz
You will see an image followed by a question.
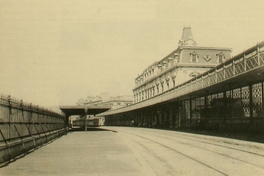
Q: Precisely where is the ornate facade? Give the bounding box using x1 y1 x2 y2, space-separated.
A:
133 26 232 103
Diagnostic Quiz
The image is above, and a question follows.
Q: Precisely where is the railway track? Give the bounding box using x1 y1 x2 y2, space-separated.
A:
108 127 264 176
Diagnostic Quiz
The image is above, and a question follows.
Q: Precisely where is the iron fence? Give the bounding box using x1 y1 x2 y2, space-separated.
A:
0 94 66 164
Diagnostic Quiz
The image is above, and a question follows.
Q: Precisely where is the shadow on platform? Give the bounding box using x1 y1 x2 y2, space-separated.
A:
69 127 117 133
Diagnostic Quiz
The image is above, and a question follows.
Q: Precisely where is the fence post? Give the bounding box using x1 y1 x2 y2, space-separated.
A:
8 95 11 141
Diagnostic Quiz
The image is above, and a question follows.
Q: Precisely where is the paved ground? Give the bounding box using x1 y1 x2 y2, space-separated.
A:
1 127 264 176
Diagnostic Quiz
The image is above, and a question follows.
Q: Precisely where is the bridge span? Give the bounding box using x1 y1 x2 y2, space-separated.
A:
1 127 264 176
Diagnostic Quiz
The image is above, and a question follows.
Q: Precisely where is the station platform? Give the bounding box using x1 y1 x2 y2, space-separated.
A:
0 128 144 176
1 127 264 176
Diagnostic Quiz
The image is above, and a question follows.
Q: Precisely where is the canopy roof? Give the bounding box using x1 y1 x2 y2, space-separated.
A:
59 105 111 117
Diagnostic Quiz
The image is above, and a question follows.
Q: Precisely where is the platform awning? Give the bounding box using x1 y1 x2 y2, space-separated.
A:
59 105 111 117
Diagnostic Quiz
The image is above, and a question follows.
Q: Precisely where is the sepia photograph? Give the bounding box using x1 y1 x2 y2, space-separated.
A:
1 0 264 175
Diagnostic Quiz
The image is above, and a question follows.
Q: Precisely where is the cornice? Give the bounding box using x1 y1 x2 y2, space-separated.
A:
181 46 233 52
133 63 217 91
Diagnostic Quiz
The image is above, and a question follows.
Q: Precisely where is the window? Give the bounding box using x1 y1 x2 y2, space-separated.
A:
216 52 225 63
190 51 199 63
219 55 224 63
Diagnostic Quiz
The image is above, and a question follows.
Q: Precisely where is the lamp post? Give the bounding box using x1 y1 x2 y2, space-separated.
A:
84 108 88 132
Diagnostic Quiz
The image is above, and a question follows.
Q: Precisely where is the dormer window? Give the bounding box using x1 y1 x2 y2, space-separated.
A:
190 51 199 63
216 52 225 63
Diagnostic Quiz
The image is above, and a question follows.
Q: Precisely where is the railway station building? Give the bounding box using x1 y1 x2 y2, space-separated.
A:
133 26 232 103
100 26 264 133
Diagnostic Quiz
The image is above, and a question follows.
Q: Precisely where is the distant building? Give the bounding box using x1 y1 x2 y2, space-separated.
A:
101 95 133 109
133 26 232 103
78 93 133 110
84 95 102 105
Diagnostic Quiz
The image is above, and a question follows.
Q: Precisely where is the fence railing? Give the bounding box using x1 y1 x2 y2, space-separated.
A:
0 94 66 165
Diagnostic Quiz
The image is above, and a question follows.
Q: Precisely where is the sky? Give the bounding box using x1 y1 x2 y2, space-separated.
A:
1 0 264 110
